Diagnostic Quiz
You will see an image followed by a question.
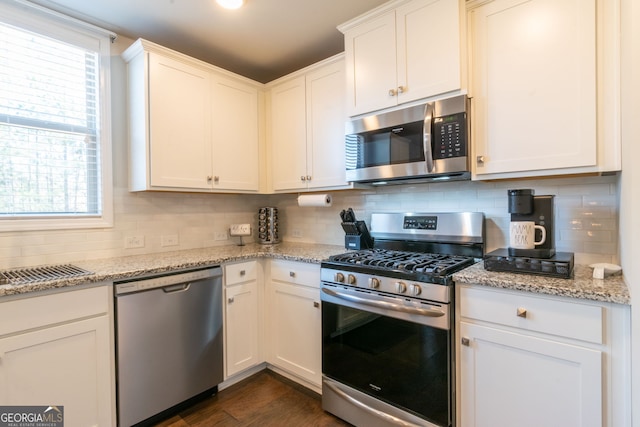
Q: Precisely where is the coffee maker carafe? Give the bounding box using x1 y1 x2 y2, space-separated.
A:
508 189 555 258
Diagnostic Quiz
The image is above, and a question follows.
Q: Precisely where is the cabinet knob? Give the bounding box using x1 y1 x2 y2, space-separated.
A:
207 176 213 182
306 175 312 181
397 85 405 94
461 337 470 346
517 307 528 318
476 155 485 165
214 176 220 183
289 271 296 277
301 176 306 181
228 297 235 304
240 270 246 276
313 301 320 308
388 88 397 97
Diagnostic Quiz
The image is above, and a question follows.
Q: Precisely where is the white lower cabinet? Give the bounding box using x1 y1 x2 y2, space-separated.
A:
266 260 322 388
456 284 631 427
0 286 114 427
224 261 261 378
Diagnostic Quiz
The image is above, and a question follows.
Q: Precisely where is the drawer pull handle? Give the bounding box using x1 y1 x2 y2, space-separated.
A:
289 271 296 277
228 297 235 304
313 301 320 308
461 337 470 346
517 307 527 318
240 270 246 276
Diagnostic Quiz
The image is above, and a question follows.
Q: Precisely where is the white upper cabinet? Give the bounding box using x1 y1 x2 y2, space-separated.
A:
211 75 260 191
340 0 463 117
268 55 350 192
123 39 261 193
468 0 621 179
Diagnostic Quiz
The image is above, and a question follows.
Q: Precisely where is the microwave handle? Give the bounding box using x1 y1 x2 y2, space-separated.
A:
423 103 435 173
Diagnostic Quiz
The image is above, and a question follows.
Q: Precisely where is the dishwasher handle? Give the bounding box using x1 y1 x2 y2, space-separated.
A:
162 283 191 293
114 266 221 295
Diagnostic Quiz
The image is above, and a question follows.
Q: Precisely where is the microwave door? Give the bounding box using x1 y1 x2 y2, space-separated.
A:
423 102 435 173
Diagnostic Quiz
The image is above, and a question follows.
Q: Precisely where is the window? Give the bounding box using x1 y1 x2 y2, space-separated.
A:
0 0 113 231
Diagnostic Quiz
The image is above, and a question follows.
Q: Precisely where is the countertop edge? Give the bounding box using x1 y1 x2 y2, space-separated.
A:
453 262 631 305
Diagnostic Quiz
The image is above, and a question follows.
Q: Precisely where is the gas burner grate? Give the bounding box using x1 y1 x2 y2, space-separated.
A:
0 264 92 286
328 249 474 277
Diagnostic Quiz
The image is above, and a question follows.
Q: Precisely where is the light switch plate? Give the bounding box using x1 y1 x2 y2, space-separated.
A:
230 223 251 236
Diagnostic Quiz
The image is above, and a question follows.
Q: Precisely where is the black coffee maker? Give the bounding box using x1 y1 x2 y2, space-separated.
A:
508 189 555 258
484 189 573 278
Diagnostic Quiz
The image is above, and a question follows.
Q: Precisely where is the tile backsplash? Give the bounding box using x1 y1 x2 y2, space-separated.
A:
0 175 618 268
272 174 620 266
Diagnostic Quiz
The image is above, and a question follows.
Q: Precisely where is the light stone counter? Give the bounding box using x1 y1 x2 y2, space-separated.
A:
453 261 630 305
0 242 347 298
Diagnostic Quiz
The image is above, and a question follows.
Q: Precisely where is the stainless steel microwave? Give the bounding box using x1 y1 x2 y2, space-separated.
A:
345 94 470 184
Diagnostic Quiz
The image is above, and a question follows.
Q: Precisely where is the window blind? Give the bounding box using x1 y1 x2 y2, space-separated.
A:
0 22 102 217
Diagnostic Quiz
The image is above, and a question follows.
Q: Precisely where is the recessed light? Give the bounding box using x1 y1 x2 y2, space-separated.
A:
216 0 244 9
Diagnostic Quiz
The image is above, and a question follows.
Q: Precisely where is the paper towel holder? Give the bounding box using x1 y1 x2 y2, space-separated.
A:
297 194 332 207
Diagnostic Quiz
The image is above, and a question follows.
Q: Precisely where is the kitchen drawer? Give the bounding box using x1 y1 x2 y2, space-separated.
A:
459 286 603 344
0 285 109 336
225 260 258 286
270 260 320 288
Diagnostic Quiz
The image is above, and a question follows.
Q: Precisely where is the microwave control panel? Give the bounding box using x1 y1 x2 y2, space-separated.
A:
433 112 467 159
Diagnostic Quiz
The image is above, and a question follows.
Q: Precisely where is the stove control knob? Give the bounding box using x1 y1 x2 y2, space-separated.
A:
395 281 407 293
347 274 357 285
411 284 422 296
368 278 380 289
335 272 345 283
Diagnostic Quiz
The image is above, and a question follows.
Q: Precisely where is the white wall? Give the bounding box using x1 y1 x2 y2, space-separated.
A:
619 0 639 422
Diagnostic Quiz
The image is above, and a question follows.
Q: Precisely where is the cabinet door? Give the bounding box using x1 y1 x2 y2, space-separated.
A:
148 52 212 189
470 0 597 176
306 59 348 189
270 76 308 191
211 75 260 191
268 281 321 386
225 281 259 377
459 321 602 427
344 11 398 116
0 316 113 427
396 0 461 104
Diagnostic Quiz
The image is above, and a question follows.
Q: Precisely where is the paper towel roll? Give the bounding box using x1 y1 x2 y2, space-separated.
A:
297 194 332 207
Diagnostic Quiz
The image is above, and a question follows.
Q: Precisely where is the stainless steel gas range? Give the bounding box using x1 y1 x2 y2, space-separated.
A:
321 212 485 427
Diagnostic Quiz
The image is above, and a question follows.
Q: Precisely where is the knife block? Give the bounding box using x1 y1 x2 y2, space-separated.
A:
342 221 374 250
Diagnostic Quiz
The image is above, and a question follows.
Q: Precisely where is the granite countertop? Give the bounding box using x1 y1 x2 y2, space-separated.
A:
1 243 631 305
453 261 630 305
0 242 347 298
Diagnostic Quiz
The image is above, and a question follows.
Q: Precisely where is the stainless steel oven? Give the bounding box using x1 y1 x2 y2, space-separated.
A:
321 212 485 427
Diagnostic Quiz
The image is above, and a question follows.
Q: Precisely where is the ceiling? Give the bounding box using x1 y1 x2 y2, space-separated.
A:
28 0 390 83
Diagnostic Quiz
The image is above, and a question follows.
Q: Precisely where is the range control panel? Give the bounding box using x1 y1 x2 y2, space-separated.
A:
403 216 438 230
433 112 467 159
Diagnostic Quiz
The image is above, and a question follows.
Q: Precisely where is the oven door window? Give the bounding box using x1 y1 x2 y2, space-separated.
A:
348 120 425 169
322 300 450 426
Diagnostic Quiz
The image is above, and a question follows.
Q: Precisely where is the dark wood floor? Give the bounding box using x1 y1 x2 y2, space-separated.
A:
153 370 352 426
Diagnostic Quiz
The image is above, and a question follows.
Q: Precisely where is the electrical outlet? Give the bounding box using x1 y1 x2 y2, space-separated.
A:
230 223 252 236
214 231 228 241
124 234 145 249
161 234 179 247
292 229 303 238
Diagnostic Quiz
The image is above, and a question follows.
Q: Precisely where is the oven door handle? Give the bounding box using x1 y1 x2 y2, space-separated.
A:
324 378 424 427
321 287 445 317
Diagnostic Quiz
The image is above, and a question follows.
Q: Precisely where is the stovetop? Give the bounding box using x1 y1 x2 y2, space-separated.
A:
321 248 476 286
322 212 485 289
328 248 474 275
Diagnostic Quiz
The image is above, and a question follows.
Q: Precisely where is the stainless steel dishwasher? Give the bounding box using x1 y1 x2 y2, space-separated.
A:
114 266 223 427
